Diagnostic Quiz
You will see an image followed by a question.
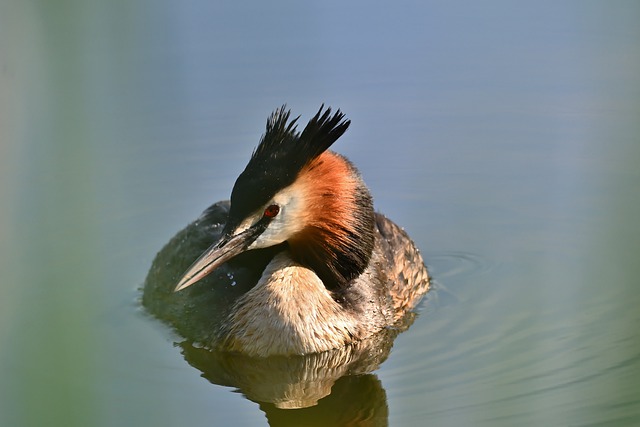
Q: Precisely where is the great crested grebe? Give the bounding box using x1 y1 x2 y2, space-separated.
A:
143 106 429 357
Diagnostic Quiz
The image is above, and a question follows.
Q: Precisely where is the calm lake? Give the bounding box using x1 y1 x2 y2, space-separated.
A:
1 1 639 426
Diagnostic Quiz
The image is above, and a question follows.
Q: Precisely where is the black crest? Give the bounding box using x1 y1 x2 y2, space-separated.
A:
228 105 350 222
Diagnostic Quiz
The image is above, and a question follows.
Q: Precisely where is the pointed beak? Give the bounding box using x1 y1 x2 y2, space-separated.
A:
174 220 268 292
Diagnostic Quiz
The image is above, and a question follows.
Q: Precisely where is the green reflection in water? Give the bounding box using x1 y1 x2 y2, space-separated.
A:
1 2 103 426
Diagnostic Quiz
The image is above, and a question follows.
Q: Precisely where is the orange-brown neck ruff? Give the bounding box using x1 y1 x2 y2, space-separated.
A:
288 151 375 291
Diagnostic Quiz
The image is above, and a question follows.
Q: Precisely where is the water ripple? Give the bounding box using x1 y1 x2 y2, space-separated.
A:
380 251 640 425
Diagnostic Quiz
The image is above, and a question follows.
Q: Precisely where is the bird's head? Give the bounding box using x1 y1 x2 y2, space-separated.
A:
175 106 374 292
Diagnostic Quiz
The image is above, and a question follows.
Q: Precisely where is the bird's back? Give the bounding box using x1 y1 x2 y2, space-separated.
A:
372 213 430 324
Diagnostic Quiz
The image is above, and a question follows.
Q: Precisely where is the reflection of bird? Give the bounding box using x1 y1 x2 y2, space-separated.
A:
180 340 391 421
143 106 429 357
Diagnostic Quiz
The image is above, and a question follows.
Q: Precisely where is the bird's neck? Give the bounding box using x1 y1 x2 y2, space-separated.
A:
222 252 365 356
288 151 375 291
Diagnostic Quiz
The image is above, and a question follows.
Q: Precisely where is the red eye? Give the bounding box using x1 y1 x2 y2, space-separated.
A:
263 204 280 218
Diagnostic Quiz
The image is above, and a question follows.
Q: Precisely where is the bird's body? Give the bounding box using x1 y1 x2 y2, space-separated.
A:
143 106 429 357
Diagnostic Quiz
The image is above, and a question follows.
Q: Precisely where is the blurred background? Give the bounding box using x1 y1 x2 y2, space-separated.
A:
1 1 639 426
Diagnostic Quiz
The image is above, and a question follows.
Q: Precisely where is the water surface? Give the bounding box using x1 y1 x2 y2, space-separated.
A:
1 1 639 426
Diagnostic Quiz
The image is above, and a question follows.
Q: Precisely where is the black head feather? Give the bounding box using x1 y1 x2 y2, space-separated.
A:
228 105 350 223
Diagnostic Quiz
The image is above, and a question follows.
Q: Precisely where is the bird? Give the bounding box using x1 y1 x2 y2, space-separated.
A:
142 105 429 358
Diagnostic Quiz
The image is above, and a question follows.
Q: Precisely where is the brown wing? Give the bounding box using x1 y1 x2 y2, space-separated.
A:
374 213 430 322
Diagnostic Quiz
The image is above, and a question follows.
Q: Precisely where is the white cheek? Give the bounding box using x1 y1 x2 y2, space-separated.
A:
248 217 290 248
249 189 305 249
